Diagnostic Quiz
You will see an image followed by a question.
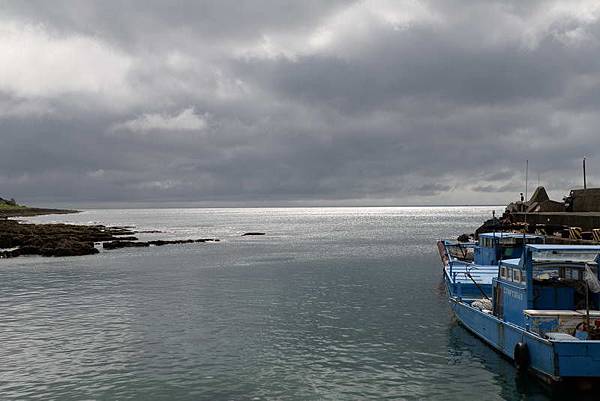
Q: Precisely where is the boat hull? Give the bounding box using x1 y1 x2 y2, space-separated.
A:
448 295 600 383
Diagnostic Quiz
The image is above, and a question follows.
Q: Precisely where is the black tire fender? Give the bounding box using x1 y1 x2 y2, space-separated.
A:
514 342 529 372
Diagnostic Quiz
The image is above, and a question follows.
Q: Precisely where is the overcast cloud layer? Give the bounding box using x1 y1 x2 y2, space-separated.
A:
1 0 600 206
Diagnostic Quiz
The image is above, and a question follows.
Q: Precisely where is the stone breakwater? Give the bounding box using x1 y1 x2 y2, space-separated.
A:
0 219 219 258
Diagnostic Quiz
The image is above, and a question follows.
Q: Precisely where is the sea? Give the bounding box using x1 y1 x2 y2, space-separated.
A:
0 207 558 400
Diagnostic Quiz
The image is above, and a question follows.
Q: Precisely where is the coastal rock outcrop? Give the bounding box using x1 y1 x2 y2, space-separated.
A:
457 233 472 242
102 238 219 250
0 219 221 258
0 220 135 258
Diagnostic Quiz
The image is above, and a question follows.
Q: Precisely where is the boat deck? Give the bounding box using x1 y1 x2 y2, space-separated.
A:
444 261 499 285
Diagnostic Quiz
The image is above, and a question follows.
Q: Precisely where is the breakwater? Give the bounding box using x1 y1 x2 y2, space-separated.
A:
473 186 600 242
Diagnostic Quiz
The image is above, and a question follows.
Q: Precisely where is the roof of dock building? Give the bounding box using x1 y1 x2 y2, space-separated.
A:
479 232 542 239
527 244 600 251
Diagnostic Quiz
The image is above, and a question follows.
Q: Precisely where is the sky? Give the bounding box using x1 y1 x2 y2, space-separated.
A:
1 0 599 206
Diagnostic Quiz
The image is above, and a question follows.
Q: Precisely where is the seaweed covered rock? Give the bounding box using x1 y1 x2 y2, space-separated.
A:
103 238 219 250
0 219 220 259
0 220 134 258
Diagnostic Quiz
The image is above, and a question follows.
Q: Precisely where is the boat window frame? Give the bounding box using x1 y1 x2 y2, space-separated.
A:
500 237 517 245
512 269 523 283
530 261 599 282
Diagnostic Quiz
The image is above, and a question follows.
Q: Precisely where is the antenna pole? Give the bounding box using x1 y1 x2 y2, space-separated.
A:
524 160 528 228
525 160 529 202
583 157 587 191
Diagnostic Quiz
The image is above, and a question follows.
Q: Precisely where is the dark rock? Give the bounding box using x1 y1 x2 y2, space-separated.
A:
41 240 99 257
474 216 529 238
103 241 149 250
0 240 99 258
457 234 471 242
0 219 219 258
103 238 220 250
0 219 135 258
0 249 21 258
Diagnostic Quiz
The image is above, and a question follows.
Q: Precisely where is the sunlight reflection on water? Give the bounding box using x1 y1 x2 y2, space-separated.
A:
1 207 554 400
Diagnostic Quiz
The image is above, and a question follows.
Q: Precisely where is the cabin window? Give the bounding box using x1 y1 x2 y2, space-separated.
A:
533 266 560 280
503 247 515 258
513 269 522 283
500 266 508 279
501 237 516 245
564 268 580 281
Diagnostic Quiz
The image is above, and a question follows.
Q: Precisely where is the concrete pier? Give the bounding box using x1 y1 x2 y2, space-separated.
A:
511 212 600 231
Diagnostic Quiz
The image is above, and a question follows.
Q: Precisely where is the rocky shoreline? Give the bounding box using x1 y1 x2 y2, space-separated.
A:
0 219 135 257
103 238 219 250
0 208 220 258
0 207 79 218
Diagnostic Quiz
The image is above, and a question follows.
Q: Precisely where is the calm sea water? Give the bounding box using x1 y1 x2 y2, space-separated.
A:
0 207 555 400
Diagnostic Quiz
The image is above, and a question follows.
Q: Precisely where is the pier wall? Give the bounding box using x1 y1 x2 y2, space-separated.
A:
511 212 600 231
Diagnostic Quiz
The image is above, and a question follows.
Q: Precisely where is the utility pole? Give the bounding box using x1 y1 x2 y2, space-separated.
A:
583 157 587 191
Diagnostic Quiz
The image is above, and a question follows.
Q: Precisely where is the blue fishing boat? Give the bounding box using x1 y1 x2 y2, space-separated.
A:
440 241 600 385
437 232 543 299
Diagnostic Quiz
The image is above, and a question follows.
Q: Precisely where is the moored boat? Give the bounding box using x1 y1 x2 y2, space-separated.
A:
442 242 600 384
437 232 543 299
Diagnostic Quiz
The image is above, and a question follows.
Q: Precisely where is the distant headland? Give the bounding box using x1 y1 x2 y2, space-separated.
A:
0 197 78 218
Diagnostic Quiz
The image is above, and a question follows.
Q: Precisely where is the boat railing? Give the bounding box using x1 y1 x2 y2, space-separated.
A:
444 241 476 263
448 263 494 285
448 260 498 277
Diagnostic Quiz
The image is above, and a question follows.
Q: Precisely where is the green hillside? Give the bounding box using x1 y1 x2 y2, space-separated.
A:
0 198 24 210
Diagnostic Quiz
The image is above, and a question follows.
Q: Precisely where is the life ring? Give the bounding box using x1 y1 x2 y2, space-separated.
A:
514 342 529 372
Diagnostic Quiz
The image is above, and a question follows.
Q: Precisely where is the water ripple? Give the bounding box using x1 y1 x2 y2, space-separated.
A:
0 207 547 400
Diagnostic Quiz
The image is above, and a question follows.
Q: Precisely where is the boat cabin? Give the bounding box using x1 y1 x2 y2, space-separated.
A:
494 245 600 338
440 233 544 301
474 233 543 265
442 232 543 265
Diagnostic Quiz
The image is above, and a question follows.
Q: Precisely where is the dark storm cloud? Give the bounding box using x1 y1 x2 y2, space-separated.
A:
1 0 600 205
